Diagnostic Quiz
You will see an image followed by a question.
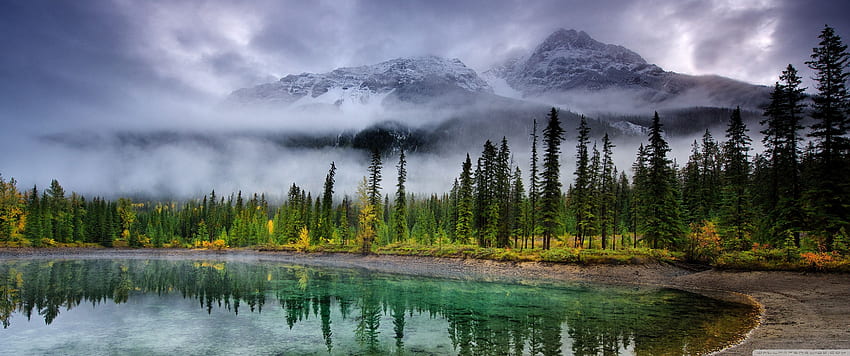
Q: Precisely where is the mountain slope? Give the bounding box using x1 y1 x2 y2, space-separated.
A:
229 56 493 109
485 29 770 110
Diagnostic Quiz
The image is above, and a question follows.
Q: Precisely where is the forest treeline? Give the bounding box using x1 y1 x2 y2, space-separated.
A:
1 26 849 265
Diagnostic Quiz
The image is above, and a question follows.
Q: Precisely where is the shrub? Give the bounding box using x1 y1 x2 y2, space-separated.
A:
800 252 835 271
685 221 722 263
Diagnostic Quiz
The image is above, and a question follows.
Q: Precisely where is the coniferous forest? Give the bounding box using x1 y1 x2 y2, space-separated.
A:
1 26 850 270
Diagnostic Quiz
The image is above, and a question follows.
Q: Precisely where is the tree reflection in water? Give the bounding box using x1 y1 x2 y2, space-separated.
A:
0 259 757 355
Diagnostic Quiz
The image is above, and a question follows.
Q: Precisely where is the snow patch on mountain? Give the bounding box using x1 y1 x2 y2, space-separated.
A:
229 56 493 108
485 28 769 110
610 120 648 136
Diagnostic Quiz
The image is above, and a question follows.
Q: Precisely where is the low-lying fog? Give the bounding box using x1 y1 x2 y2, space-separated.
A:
1 91 766 201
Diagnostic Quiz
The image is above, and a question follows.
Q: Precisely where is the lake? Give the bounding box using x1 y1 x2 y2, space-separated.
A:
0 258 758 355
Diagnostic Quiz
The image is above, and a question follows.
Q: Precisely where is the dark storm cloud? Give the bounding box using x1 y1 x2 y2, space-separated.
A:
3 0 847 115
1 0 849 196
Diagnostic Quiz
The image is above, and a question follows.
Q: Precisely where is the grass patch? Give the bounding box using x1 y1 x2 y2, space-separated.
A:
714 249 850 272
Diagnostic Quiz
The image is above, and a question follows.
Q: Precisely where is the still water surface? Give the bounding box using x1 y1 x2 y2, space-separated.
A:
0 258 757 355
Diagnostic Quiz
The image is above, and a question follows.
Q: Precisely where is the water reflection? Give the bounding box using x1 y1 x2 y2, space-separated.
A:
0 259 757 355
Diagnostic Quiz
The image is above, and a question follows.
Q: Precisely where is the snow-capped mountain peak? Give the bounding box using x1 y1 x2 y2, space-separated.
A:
484 28 768 110
229 56 493 108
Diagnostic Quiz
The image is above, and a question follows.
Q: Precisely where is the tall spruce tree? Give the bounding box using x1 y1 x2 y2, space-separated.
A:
24 185 42 244
495 137 513 248
46 179 71 242
761 64 806 245
599 134 616 249
699 130 722 219
367 149 383 209
393 150 408 243
631 144 648 248
511 167 526 248
642 112 685 248
719 107 754 248
804 25 850 249
474 140 499 247
540 108 565 250
681 140 704 224
318 162 337 244
528 119 540 249
572 116 592 248
455 154 474 244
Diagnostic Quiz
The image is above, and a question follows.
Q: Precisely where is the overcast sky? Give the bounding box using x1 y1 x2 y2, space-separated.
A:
1 0 848 117
0 0 848 196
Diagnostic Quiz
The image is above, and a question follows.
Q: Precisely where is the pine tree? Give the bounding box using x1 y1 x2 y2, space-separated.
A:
528 119 540 249
511 167 526 248
804 25 850 249
455 154 474 243
24 185 42 244
495 137 512 248
540 108 565 250
614 171 632 249
572 116 592 248
46 179 71 242
393 150 408 243
719 107 754 248
318 162 337 244
599 134 616 249
699 130 722 219
475 140 499 247
761 64 806 245
583 143 601 248
642 112 685 248
681 140 704 224
631 144 648 248
367 149 383 208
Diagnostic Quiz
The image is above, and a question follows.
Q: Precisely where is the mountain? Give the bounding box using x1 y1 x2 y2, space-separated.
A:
229 56 493 109
484 29 770 111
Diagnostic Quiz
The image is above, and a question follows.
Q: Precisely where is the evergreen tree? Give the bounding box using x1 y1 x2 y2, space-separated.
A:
718 107 754 248
584 143 602 248
572 116 592 248
681 140 704 224
528 119 540 249
23 185 42 244
540 108 565 250
474 140 499 247
614 171 632 249
642 112 685 248
455 154 474 243
393 150 408 242
599 134 616 249
318 162 337 244
761 64 806 245
804 25 850 249
46 179 71 242
367 149 383 208
631 144 648 248
699 130 723 219
495 137 513 248
510 167 526 248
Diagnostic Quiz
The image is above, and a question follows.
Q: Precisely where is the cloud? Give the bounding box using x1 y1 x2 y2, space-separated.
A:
0 0 848 197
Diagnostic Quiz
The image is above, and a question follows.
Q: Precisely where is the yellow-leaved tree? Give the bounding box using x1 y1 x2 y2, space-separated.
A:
356 177 377 254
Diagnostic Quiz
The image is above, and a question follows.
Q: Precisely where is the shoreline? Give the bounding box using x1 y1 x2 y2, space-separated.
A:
2 248 849 355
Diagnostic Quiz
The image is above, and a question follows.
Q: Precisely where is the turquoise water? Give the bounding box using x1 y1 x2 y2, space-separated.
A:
0 258 757 355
